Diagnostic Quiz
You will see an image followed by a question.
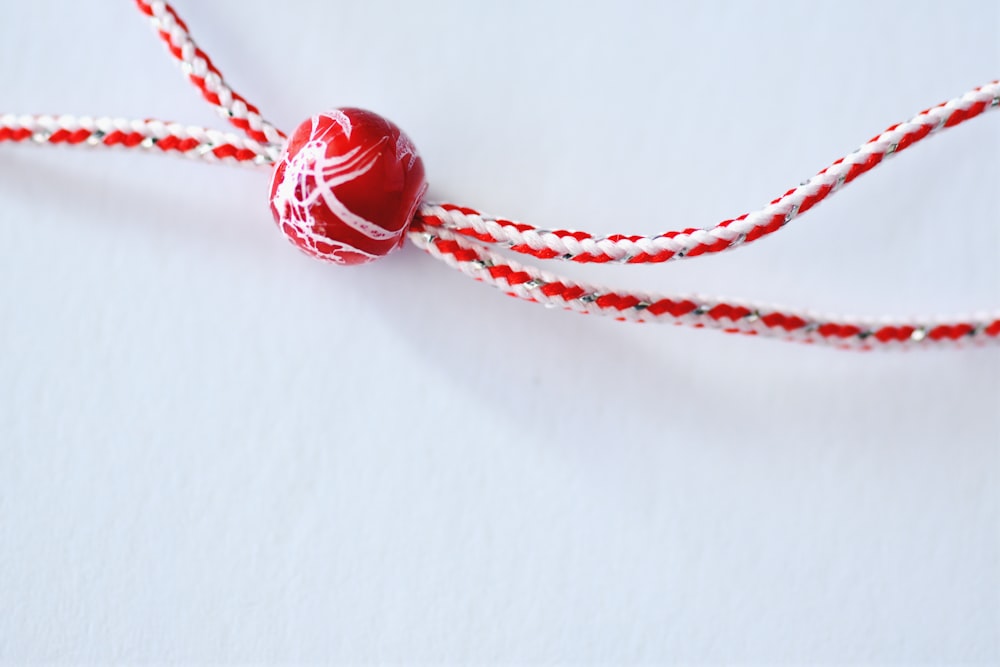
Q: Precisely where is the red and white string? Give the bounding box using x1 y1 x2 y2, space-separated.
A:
415 81 999 265
134 0 287 147
2 0 996 349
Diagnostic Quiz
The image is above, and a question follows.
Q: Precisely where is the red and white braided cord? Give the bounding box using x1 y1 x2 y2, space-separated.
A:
0 114 275 166
134 0 286 147
417 81 1000 265
409 224 1000 349
3 1 996 349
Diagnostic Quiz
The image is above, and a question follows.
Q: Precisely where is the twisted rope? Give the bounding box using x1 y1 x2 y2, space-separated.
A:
135 0 286 147
418 81 1000 265
0 114 277 166
410 222 1000 349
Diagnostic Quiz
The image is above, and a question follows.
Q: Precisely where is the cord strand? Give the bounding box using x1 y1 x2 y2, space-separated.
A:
134 0 287 146
417 80 1000 265
409 222 1000 349
0 114 277 167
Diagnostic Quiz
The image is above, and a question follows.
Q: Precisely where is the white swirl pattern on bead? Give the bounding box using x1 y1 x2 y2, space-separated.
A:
271 113 406 263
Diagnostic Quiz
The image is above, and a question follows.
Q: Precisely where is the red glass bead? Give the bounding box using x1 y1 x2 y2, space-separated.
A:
269 108 427 265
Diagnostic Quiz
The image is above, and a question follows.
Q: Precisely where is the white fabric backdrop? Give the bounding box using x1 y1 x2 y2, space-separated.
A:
0 1 997 662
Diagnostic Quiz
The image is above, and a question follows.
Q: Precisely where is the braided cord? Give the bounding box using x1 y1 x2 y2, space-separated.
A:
1 2 287 166
2 2 995 349
134 0 286 147
0 114 277 167
418 80 1000 265
410 222 1000 349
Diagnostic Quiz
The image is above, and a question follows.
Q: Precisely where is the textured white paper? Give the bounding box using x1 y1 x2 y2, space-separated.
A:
0 1 997 662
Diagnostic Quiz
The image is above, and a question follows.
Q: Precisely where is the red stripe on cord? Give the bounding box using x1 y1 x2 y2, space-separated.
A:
429 82 998 266
135 0 283 145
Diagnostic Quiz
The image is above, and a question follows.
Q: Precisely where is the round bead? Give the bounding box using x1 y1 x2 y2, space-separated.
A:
269 108 427 265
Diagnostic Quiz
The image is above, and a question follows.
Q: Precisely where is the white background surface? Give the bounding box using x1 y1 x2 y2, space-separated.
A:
0 1 998 663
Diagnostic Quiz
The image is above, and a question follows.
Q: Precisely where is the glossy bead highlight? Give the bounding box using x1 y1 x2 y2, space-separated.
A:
269 108 427 265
